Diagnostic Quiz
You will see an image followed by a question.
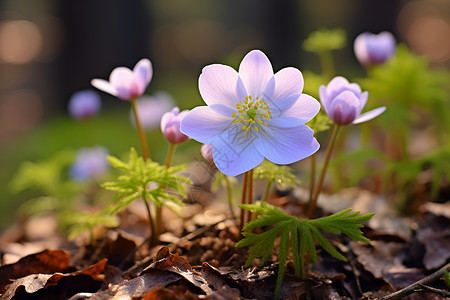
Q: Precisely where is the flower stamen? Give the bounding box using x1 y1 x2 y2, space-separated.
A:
232 95 271 133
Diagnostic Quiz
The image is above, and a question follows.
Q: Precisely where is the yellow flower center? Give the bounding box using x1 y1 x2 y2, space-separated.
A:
232 95 272 132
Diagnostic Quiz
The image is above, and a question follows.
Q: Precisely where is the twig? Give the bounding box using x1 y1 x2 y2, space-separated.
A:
417 283 450 297
376 262 450 300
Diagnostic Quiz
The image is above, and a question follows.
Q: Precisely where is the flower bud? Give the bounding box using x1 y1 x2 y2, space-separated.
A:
201 144 214 165
68 90 101 120
319 76 385 125
69 146 109 181
161 107 189 144
354 31 396 67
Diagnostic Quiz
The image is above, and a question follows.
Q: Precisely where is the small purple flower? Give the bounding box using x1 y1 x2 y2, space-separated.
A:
91 59 152 101
201 144 214 165
130 92 175 130
69 146 109 181
180 50 320 176
161 107 190 144
319 76 386 125
68 90 101 120
354 31 396 67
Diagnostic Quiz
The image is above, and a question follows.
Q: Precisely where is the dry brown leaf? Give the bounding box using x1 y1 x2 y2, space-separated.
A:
0 249 71 293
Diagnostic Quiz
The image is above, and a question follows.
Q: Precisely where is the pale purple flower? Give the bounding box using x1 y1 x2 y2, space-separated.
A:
180 50 320 177
130 91 175 130
354 31 396 67
201 144 214 165
319 76 386 125
161 107 190 144
68 90 101 120
69 146 109 181
91 59 152 101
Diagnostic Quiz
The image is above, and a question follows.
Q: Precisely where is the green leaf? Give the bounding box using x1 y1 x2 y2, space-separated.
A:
303 28 346 53
102 147 191 215
254 160 300 188
237 204 373 300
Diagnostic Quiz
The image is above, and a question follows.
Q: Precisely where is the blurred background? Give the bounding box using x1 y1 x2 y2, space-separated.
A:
0 0 449 230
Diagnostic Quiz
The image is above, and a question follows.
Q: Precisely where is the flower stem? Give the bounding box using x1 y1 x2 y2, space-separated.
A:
308 153 316 203
131 99 150 161
240 171 249 229
142 190 157 246
156 143 177 242
223 175 236 220
307 124 340 218
246 169 254 223
319 50 335 81
261 180 273 204
131 99 154 246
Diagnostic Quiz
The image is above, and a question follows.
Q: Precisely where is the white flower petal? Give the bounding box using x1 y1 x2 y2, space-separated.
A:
238 50 274 97
268 67 304 112
255 124 319 164
352 106 386 124
180 106 232 145
281 94 320 123
91 79 118 97
199 64 244 107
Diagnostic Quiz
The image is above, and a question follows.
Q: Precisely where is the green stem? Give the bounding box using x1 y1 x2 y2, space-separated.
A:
308 153 316 203
307 124 340 218
131 99 150 161
223 175 236 220
319 50 335 81
240 171 249 229
155 143 177 238
261 180 273 204
142 191 157 246
246 169 254 223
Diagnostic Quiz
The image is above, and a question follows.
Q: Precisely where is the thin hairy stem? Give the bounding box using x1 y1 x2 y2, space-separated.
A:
261 180 273 204
307 124 340 218
240 171 249 229
224 175 236 220
130 99 149 161
246 169 254 222
308 153 316 203
155 143 177 238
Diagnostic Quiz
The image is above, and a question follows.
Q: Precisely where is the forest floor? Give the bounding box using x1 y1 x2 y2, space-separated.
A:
0 183 449 300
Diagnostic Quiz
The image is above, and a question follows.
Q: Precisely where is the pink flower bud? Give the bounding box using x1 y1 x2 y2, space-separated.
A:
201 144 214 165
161 107 189 144
319 76 385 125
354 31 396 67
68 90 101 120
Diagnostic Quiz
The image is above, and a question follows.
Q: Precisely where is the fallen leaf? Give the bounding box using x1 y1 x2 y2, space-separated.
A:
0 249 71 293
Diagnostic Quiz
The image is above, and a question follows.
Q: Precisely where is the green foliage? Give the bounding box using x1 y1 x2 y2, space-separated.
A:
303 28 346 53
62 211 119 241
10 150 79 199
254 160 300 188
236 203 373 299
361 45 450 142
444 269 450 288
102 148 191 214
306 110 332 134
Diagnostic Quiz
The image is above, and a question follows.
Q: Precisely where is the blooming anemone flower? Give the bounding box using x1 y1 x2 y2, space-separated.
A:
130 91 175 130
69 146 109 181
180 50 320 177
161 107 190 144
354 31 396 67
68 90 101 120
319 76 386 125
91 58 152 101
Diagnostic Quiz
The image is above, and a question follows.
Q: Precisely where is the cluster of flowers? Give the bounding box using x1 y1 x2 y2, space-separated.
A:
68 31 394 180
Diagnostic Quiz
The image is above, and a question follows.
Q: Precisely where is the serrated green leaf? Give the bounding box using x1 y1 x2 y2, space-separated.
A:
310 226 347 261
237 203 372 299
